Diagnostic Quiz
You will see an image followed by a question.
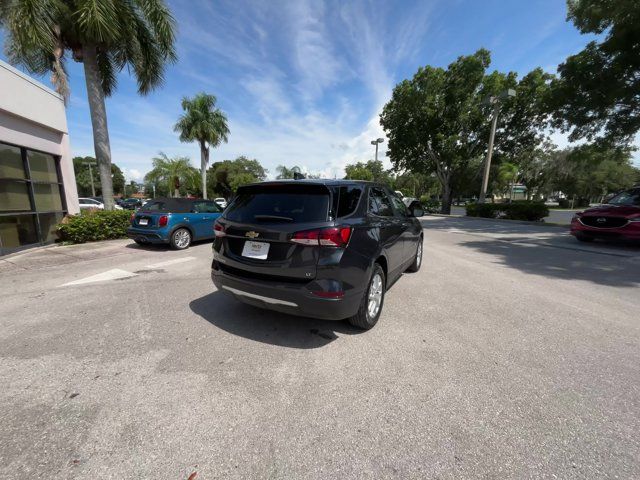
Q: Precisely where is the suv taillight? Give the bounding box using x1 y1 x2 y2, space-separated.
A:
214 221 226 237
291 226 352 247
130 213 135 223
158 215 168 227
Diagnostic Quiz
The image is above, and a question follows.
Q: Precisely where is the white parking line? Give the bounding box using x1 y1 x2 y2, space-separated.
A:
61 269 138 287
146 257 196 269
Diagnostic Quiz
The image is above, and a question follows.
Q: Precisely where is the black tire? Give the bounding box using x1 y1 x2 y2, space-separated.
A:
134 239 145 245
576 233 594 243
406 238 423 272
348 263 386 330
170 228 192 250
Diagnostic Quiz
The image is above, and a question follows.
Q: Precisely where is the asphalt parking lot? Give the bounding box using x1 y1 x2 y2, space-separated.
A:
1 216 639 479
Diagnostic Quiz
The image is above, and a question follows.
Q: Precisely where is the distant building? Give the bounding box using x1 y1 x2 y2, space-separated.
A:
0 60 79 255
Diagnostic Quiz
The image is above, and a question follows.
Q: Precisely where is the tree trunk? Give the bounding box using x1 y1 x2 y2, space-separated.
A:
440 181 453 214
200 142 209 199
82 44 114 210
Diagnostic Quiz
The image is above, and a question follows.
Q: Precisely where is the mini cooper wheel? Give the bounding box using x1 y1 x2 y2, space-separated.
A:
170 228 192 250
348 263 386 330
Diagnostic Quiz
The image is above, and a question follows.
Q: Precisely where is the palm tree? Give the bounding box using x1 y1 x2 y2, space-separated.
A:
0 0 177 210
174 93 229 199
275 165 301 179
145 152 196 198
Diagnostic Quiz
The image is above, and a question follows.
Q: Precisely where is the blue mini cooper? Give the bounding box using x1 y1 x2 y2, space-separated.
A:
127 198 223 249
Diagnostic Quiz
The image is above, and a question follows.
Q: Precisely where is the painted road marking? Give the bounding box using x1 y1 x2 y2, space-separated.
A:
61 269 138 287
146 256 196 269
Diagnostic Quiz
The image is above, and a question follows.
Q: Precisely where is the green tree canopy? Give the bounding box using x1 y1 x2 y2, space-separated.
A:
380 49 552 213
73 156 124 197
144 152 199 198
546 145 637 202
549 0 640 145
0 0 177 210
207 156 267 198
174 93 229 199
344 160 392 184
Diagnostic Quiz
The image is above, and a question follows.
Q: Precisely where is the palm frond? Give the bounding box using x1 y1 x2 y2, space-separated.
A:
96 49 117 96
74 0 120 43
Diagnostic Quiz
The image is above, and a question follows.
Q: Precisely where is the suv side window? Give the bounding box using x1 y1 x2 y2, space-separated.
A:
389 192 409 217
334 186 362 218
369 187 394 217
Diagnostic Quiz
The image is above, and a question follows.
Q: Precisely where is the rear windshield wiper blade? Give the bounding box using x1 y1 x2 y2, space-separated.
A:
253 214 294 222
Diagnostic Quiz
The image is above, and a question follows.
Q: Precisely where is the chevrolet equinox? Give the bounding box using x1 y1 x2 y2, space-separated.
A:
211 180 424 329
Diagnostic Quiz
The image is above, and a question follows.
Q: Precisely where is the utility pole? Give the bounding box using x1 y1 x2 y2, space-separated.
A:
371 138 384 162
479 89 516 204
83 161 96 197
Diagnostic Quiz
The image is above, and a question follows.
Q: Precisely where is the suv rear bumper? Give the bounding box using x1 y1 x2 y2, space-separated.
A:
211 263 363 321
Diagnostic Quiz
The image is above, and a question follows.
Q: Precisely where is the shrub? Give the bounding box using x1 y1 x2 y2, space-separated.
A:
466 201 548 222
57 210 132 244
558 198 590 208
502 201 549 221
465 202 499 218
420 197 441 213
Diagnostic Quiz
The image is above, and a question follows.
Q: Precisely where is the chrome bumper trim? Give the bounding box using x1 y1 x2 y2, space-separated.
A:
221 286 298 307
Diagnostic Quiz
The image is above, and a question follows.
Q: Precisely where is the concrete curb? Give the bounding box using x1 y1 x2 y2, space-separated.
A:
424 213 568 229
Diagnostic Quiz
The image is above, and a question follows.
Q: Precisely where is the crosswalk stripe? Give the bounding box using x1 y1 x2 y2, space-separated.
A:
61 269 137 287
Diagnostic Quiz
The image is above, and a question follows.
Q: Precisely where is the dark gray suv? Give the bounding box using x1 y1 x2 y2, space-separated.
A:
211 180 424 329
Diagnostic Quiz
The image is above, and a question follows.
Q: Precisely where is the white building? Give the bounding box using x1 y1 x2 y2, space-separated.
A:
0 59 79 255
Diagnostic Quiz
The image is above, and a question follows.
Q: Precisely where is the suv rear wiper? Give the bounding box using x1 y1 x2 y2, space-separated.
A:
254 214 294 222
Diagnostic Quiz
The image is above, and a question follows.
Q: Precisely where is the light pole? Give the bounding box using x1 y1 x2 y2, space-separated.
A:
479 89 516 203
83 161 96 197
371 138 384 162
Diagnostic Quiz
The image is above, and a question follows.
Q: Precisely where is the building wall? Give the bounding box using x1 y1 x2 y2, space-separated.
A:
0 60 80 255
0 60 79 214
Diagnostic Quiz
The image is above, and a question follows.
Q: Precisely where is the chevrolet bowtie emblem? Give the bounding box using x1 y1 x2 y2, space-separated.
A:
245 231 260 238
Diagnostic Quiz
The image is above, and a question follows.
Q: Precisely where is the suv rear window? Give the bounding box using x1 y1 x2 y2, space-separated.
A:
225 184 330 223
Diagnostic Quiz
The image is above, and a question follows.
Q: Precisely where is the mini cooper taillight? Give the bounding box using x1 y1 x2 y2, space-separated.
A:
158 215 168 227
291 226 352 247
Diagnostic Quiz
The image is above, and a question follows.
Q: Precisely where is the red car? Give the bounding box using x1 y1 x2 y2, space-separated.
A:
570 188 640 243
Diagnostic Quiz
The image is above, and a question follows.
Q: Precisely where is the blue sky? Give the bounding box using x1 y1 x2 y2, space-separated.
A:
2 0 635 182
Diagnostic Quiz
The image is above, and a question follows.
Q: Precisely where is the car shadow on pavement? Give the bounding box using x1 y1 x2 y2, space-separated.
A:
459 239 640 287
189 291 362 349
125 239 214 251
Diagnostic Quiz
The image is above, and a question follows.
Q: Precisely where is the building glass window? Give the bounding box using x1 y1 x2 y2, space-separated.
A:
0 142 67 254
0 215 39 248
0 181 32 211
38 212 65 243
0 143 26 179
29 150 59 182
33 183 63 211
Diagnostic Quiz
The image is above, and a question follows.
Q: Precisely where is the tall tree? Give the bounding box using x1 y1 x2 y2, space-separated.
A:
1 0 177 210
275 165 301 179
549 0 640 145
144 152 197 198
380 49 551 213
174 93 229 199
547 145 637 203
207 156 267 197
344 160 393 184
73 156 124 197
